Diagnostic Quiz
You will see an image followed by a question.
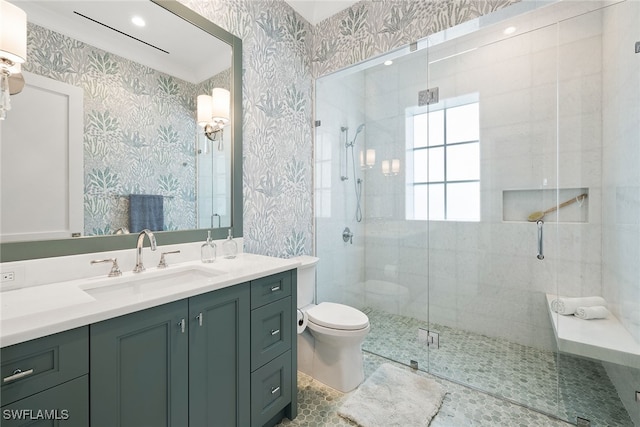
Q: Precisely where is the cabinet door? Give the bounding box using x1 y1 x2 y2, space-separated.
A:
189 283 250 427
90 300 189 427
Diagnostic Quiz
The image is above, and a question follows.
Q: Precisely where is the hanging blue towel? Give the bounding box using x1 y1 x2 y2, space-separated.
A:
129 194 164 233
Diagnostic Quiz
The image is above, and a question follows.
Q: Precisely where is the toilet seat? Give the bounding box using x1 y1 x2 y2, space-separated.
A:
306 302 369 331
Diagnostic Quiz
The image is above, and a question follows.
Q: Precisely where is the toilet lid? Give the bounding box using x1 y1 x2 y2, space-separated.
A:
306 302 369 331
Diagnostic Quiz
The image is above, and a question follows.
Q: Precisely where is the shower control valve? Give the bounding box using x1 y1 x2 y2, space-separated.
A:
342 227 354 244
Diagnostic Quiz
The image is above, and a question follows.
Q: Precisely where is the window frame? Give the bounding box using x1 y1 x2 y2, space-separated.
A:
406 95 480 221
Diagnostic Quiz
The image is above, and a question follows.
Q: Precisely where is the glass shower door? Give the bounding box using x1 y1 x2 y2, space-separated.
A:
422 17 562 417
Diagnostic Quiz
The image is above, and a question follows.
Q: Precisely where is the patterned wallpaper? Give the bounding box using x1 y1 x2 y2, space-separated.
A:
25 23 229 236
312 0 520 77
179 0 519 258
182 0 315 258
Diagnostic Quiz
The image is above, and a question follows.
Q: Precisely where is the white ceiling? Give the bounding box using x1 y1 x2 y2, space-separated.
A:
285 0 359 25
15 1 232 84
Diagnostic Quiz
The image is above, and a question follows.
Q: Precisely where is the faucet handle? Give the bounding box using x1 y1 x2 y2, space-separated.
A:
91 258 122 277
157 250 181 269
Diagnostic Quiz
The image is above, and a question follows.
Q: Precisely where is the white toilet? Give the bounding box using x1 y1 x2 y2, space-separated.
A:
296 256 370 393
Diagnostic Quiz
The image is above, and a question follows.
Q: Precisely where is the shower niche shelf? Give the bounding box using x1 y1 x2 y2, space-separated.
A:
502 188 589 223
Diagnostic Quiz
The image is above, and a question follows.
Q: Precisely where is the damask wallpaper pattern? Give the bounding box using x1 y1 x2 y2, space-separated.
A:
180 0 519 258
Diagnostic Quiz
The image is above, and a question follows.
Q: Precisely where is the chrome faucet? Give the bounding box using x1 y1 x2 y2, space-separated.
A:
133 229 157 273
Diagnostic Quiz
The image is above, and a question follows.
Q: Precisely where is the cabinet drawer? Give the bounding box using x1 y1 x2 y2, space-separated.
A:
250 271 292 309
251 297 292 371
250 350 292 427
1 327 88 406
0 375 89 427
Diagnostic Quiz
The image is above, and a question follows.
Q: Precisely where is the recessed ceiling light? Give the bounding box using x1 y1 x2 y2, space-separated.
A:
503 26 516 35
131 16 146 27
384 60 393 66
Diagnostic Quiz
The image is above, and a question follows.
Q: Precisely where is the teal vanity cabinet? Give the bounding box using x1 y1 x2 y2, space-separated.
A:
90 283 251 427
188 284 250 427
249 271 297 427
0 327 89 427
90 299 190 427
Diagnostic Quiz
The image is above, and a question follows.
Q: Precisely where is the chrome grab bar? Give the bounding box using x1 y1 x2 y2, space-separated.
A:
536 220 544 260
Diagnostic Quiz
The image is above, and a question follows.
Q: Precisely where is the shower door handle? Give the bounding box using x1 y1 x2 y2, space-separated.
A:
536 220 544 260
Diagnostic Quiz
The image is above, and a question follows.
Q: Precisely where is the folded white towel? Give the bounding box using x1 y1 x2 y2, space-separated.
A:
574 305 609 320
550 296 606 315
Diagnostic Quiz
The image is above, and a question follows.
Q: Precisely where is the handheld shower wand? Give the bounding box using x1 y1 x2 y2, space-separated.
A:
340 124 365 222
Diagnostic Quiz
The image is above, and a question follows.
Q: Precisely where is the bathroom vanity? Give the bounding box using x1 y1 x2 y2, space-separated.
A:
0 253 298 427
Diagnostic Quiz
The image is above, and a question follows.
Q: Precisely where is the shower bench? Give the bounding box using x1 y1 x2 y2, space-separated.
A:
545 294 640 369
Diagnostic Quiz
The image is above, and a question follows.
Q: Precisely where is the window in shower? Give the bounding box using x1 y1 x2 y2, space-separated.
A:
406 99 480 221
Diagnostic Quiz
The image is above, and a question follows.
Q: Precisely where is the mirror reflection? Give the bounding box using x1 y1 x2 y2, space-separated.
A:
1 0 233 243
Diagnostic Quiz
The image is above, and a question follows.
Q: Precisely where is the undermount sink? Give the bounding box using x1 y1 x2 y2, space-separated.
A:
82 267 225 300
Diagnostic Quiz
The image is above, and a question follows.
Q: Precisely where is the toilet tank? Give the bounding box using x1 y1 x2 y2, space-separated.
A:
295 256 319 308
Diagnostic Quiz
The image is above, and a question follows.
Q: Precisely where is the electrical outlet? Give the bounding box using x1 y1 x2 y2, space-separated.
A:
1 272 15 282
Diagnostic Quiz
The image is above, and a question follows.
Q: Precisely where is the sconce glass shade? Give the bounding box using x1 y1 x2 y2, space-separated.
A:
365 149 376 168
391 159 400 175
381 160 390 175
0 0 27 64
211 87 230 124
197 94 213 127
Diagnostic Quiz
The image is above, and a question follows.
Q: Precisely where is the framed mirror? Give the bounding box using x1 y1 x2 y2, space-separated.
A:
0 0 242 262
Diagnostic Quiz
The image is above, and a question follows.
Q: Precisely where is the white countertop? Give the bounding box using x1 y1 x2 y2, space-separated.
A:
1 253 300 348
545 294 640 368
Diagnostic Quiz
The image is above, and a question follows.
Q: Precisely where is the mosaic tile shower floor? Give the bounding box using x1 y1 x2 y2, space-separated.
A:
278 308 633 426
361 308 633 427
277 352 573 427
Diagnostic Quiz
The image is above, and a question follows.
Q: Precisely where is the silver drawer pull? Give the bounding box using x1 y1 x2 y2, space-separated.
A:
270 329 280 336
178 319 186 333
270 285 281 292
196 313 203 327
3 368 34 383
270 386 280 395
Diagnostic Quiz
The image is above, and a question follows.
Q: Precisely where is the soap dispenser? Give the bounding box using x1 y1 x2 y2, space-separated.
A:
201 230 216 263
222 229 237 259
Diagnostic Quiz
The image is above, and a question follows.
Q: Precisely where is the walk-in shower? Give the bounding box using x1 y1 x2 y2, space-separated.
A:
314 1 639 426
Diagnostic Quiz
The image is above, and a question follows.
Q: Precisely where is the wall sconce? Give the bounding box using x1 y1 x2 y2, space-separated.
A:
359 149 376 169
197 87 230 151
0 0 27 120
382 159 400 176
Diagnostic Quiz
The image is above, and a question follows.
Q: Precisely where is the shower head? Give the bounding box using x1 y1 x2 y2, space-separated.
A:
350 123 365 145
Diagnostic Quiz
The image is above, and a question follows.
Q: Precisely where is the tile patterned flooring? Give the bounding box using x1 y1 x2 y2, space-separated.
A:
279 308 633 427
